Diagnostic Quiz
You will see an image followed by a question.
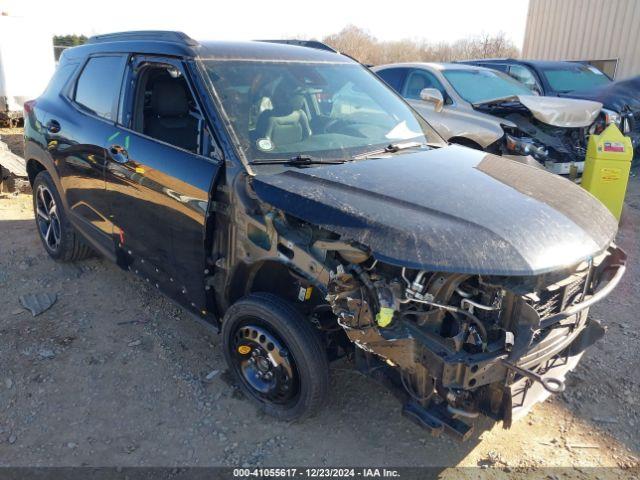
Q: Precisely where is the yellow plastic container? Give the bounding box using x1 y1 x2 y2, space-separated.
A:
582 124 632 220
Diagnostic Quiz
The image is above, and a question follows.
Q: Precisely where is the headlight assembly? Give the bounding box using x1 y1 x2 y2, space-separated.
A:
504 134 549 160
601 108 621 126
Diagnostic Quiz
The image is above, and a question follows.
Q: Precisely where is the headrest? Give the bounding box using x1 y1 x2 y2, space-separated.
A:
269 81 299 115
151 79 189 116
408 75 428 92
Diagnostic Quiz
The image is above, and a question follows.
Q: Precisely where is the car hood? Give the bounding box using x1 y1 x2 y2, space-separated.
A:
251 146 618 275
558 76 640 113
476 95 602 127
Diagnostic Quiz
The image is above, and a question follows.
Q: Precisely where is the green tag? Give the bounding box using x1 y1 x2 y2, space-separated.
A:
376 307 394 328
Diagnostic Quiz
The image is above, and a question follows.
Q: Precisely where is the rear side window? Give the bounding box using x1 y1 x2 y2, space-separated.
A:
376 68 408 93
74 56 126 120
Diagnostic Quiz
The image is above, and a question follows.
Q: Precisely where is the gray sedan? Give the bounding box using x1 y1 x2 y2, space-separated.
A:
373 63 604 175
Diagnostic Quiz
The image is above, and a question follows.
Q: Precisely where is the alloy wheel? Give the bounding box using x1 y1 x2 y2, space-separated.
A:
35 184 62 252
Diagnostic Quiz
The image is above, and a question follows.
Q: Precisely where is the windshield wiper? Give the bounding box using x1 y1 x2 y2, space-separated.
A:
352 141 426 160
249 155 346 167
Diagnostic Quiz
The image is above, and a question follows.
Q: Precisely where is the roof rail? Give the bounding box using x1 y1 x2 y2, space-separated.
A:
256 39 372 66
87 31 199 47
257 39 338 53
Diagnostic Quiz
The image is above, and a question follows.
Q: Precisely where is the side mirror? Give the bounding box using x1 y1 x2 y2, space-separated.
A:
167 67 182 78
419 88 444 112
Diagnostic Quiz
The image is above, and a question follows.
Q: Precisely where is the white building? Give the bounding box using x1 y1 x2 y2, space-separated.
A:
522 0 640 79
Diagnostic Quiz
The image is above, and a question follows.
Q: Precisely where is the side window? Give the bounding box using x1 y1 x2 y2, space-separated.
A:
376 68 408 93
74 56 126 120
129 63 201 153
403 69 448 101
508 65 539 93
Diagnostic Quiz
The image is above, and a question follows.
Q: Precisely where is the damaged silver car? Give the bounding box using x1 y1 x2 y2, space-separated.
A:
373 63 604 176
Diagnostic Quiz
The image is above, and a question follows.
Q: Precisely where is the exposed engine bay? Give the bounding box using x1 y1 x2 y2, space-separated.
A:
231 195 626 438
476 100 591 174
319 243 626 438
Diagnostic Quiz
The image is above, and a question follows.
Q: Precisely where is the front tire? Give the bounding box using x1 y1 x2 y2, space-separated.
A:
32 171 93 262
222 293 329 421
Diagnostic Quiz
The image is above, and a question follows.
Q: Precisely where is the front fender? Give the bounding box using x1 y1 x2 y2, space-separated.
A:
410 101 506 148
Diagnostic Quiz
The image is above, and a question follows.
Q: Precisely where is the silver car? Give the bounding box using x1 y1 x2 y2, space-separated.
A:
373 63 604 175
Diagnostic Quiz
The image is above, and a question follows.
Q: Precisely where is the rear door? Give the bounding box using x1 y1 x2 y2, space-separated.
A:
104 55 222 312
46 54 127 259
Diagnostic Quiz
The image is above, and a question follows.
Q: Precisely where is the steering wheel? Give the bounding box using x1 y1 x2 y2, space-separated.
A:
324 117 351 134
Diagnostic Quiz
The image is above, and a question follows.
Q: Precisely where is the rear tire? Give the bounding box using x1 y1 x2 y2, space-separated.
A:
32 171 93 262
222 293 329 421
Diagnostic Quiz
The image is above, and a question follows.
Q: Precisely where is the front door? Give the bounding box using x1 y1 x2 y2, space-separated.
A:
404 68 487 144
403 69 455 138
104 56 221 311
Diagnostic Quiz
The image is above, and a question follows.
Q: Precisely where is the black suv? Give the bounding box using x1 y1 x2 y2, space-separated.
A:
24 31 626 439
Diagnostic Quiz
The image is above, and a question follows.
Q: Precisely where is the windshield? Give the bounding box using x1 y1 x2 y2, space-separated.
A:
442 69 532 104
540 64 611 93
200 60 444 164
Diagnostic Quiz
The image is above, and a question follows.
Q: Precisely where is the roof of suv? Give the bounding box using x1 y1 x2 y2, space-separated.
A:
199 41 351 62
63 30 352 64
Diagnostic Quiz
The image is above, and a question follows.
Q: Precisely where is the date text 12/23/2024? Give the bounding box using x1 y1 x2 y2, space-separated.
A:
233 468 401 478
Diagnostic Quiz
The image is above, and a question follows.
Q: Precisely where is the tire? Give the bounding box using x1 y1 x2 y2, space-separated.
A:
222 293 329 421
32 171 93 262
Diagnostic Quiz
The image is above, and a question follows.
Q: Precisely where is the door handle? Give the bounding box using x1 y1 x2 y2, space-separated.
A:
108 144 129 164
46 119 61 133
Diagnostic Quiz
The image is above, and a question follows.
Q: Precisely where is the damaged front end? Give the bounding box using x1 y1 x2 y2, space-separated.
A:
476 95 603 176
326 247 626 439
248 143 622 438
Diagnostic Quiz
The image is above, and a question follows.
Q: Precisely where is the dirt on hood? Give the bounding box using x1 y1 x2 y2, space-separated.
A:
252 146 617 275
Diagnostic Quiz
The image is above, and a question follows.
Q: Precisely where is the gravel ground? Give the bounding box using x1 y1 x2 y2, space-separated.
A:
0 134 638 475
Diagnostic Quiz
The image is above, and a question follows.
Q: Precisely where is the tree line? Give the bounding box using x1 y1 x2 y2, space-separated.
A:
53 35 88 60
322 25 519 65
53 34 88 47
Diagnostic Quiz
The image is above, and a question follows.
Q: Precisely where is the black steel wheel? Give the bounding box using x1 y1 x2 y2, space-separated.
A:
222 293 329 420
32 171 93 261
233 323 300 406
